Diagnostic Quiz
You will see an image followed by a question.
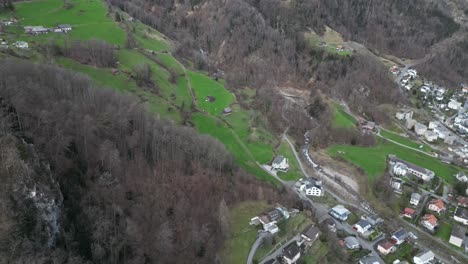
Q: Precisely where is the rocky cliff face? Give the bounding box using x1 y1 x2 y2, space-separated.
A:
0 135 63 260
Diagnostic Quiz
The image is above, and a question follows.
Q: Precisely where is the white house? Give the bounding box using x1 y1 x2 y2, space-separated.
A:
393 162 408 176
250 207 288 234
13 41 28 49
388 155 435 181
330 205 351 221
410 193 421 206
421 214 438 231
300 177 323 196
424 130 438 142
390 178 403 192
414 123 427 136
449 225 465 247
353 219 372 234
271 156 289 172
344 236 360 250
448 99 462 110
57 24 72 32
413 250 435 264
454 207 468 225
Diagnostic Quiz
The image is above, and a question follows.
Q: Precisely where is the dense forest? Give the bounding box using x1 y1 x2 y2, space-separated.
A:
0 59 294 264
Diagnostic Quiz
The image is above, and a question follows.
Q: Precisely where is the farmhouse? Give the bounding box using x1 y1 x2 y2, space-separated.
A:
454 207 468 225
222 107 232 115
282 242 301 264
299 177 323 196
413 250 435 264
388 155 435 181
391 228 408 245
271 156 289 172
449 225 466 247
13 41 28 49
427 199 445 214
301 225 320 244
24 26 49 35
377 239 394 255
421 214 438 231
353 219 372 234
329 205 351 221
58 24 72 32
410 193 421 206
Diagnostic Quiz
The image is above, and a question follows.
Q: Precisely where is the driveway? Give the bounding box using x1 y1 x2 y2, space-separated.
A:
247 231 270 264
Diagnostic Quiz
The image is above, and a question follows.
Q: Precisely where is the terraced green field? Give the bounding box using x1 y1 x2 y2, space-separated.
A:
380 129 432 152
13 0 125 45
188 71 235 115
332 103 357 128
328 139 459 183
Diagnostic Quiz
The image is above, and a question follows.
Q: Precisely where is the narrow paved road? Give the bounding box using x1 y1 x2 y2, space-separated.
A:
376 128 436 157
247 231 269 264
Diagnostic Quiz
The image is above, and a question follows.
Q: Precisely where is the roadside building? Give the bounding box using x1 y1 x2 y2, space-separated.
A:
413 250 435 264
402 208 416 219
454 207 468 225
396 110 413 120
449 225 466 247
391 228 407 245
301 225 320 244
414 123 427 136
410 193 421 206
353 219 372 234
377 239 394 255
359 255 382 264
282 242 301 264
344 236 360 250
406 118 416 130
299 177 323 196
329 205 351 221
427 198 445 214
421 214 438 231
424 130 438 142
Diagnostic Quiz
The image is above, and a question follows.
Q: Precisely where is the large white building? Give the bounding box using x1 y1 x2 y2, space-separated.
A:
299 177 323 196
413 250 435 264
388 155 435 181
393 162 408 176
448 99 462 110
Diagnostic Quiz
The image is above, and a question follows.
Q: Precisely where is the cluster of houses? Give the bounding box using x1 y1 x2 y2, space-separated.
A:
250 205 292 234
399 68 418 91
264 224 320 264
24 24 72 35
295 177 323 196
396 110 458 144
453 108 468 135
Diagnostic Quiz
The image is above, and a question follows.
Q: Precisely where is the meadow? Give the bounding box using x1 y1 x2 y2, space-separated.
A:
332 102 357 128
328 139 460 183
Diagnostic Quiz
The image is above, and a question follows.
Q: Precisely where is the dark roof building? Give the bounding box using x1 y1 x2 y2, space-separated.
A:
301 225 320 243
282 242 301 263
